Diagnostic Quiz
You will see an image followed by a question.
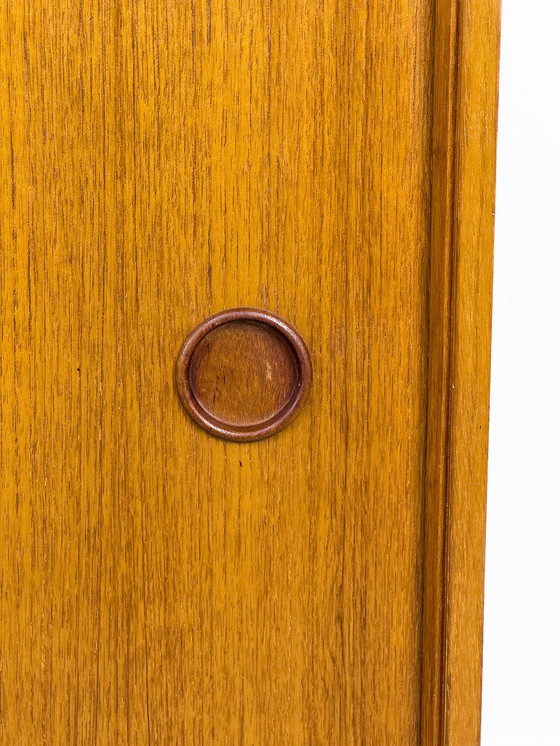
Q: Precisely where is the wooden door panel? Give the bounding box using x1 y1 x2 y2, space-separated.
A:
0 1 500 743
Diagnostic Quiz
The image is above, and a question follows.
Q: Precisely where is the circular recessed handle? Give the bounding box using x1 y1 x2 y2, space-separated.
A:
175 308 312 441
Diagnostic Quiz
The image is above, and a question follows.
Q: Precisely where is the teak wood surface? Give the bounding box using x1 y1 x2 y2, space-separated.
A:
0 0 500 743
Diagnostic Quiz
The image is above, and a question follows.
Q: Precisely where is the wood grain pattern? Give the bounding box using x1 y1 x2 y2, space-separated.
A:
421 0 501 743
0 0 498 743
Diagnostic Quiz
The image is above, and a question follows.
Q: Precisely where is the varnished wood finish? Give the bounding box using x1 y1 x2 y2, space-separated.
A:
176 308 311 441
421 0 501 743
0 0 499 743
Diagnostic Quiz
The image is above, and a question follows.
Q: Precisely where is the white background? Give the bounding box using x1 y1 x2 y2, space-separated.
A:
481 1 560 744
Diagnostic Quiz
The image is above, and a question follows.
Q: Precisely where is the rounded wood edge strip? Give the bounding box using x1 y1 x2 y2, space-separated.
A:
420 0 501 743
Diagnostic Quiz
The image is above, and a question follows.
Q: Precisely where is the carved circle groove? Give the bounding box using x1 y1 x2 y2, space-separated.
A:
175 308 312 441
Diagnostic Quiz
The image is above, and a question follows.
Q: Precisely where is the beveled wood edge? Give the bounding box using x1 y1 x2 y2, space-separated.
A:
175 308 312 442
421 0 501 743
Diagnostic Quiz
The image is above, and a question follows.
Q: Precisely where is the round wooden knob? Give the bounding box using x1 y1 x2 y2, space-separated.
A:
175 308 312 441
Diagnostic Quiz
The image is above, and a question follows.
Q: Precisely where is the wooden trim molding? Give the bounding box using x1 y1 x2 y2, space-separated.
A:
421 0 501 743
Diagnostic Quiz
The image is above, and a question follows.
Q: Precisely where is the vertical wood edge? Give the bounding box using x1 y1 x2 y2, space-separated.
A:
421 0 459 741
421 0 501 743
